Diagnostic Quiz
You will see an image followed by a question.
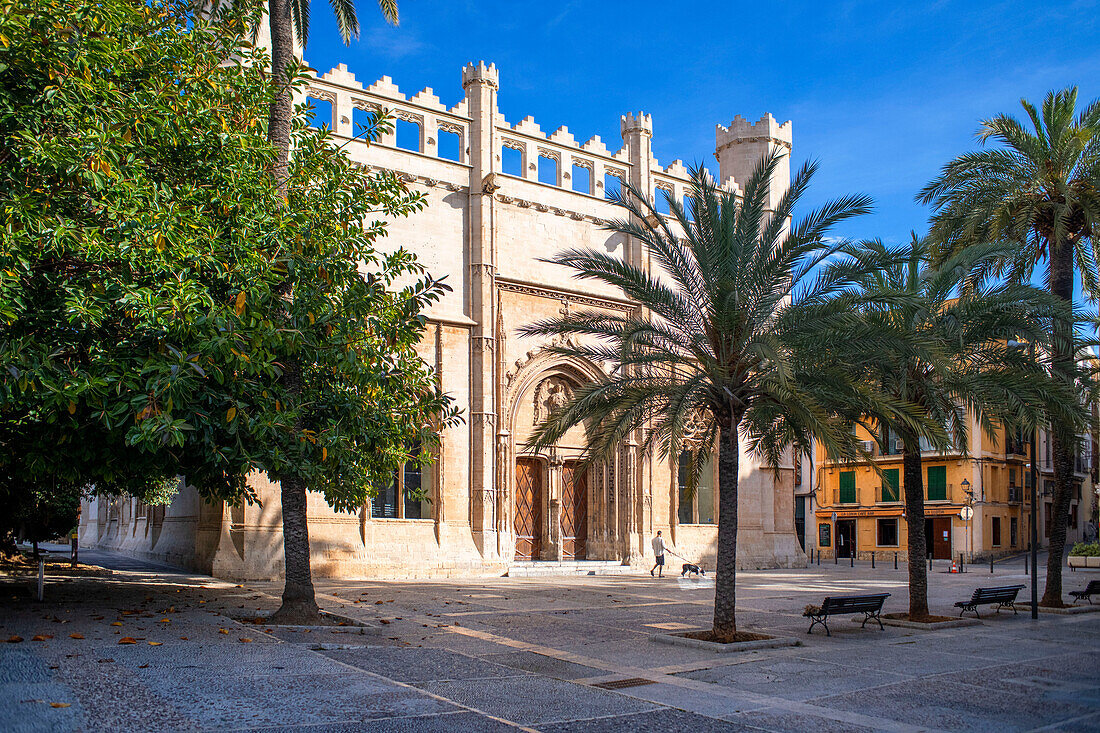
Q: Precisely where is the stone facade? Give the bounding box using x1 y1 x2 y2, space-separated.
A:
80 61 805 579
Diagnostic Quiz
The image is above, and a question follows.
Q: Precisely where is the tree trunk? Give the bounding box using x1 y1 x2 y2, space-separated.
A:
712 414 741 641
266 0 294 183
270 474 320 623
1042 237 1076 607
263 0 320 623
901 439 929 618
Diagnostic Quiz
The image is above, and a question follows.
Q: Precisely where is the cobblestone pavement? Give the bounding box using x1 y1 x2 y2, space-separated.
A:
2 548 1098 732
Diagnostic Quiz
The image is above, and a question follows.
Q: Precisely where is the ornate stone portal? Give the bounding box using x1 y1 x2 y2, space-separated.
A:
79 60 805 579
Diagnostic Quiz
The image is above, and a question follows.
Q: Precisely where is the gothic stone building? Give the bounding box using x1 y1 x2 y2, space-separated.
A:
79 61 806 579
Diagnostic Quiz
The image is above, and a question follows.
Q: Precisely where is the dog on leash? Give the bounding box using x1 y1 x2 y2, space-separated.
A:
680 563 705 577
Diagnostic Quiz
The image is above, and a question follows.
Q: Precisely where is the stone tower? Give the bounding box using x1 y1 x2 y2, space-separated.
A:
715 114 793 210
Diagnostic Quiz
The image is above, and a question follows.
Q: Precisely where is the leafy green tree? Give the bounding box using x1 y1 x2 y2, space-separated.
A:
521 152 896 641
919 88 1100 605
1 0 281 518
843 236 1073 619
0 0 458 622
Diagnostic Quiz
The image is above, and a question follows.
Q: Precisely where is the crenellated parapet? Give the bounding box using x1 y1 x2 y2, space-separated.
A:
301 60 786 213
462 60 499 90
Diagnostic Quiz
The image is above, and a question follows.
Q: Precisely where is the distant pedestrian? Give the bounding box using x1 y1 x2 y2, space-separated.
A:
651 530 668 577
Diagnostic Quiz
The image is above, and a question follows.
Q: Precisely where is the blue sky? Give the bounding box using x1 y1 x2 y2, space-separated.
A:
302 0 1100 246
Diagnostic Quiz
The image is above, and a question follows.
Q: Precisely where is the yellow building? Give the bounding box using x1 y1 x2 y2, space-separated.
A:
814 420 1032 562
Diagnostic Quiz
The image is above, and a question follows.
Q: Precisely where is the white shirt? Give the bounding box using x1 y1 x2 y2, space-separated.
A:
652 536 666 556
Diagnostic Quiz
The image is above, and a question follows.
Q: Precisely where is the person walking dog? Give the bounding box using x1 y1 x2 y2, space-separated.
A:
651 530 668 577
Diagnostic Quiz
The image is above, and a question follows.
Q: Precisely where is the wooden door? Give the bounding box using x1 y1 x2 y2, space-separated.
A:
561 461 588 560
836 519 856 558
514 458 542 561
928 517 952 559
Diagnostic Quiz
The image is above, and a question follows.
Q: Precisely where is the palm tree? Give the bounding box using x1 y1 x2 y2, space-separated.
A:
264 0 397 622
521 151 900 641
918 88 1100 605
844 235 1068 619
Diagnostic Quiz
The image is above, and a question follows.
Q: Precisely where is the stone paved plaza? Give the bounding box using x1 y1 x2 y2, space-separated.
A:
2 549 1098 732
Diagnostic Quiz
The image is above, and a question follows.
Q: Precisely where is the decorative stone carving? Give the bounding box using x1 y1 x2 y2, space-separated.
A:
533 376 573 425
680 408 711 451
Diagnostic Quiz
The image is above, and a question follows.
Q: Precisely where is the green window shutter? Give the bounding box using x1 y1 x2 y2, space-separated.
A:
927 465 947 501
882 469 900 503
839 471 856 504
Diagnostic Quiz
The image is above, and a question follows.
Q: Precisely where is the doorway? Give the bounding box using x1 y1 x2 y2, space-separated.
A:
925 516 952 559
514 458 543 561
560 461 588 560
836 519 857 559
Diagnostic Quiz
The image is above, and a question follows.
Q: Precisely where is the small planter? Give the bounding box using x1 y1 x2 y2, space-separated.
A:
877 613 980 630
651 630 800 653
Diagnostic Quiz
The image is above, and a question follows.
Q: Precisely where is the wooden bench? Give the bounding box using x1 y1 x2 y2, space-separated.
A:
953 585 1024 617
1070 580 1100 605
803 593 890 636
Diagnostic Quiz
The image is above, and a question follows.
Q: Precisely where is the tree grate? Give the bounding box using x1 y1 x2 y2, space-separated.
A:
591 677 656 690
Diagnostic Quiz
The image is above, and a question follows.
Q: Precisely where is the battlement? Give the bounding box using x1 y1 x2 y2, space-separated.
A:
620 111 653 136
302 59 783 210
462 61 499 89
715 113 792 149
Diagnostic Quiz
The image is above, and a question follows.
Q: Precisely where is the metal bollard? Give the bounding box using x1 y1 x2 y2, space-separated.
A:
835 551 838 565
894 552 898 570
929 554 933 571
850 554 854 568
872 553 876 569
959 553 965 574
37 557 44 602
816 550 820 566
990 556 994 574
810 548 813 564
1024 556 1028 575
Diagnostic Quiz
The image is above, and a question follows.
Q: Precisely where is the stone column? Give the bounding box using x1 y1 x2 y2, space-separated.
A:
547 451 564 560
463 61 500 559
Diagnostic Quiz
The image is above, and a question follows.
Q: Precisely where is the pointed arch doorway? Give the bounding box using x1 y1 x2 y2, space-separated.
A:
561 460 588 559
514 457 542 560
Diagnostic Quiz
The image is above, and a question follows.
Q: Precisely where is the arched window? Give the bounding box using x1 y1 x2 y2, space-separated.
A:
371 442 434 520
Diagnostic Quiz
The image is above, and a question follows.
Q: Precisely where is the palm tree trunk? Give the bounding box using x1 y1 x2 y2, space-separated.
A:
262 0 320 623
271 474 320 623
712 414 740 641
901 439 929 618
1042 237 1076 607
267 0 294 184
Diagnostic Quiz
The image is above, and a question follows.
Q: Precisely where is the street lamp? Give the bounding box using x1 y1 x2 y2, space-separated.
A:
961 478 973 565
1009 338 1040 619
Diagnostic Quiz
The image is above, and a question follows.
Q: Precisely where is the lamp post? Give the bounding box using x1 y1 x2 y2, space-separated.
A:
1010 339 1040 619
961 478 973 564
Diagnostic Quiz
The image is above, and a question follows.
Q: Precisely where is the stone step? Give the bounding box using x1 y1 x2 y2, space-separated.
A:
506 560 635 577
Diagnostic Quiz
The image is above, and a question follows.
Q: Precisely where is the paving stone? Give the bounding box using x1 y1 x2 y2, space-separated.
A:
415 675 659 726
249 710 518 732
320 647 526 682
730 706 878 733
538 706 755 732
680 656 909 702
815 675 1097 732
480 650 606 680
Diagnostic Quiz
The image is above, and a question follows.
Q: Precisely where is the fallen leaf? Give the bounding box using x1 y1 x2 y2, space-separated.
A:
49 702 70 708
138 664 149 669
147 641 162 646
218 629 229 635
31 635 53 641
239 638 252 643
96 659 113 663
158 619 170 623
110 622 122 627
379 619 391 625
7 636 23 643
374 600 384 605
118 637 136 644
69 633 84 640
179 636 188 641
